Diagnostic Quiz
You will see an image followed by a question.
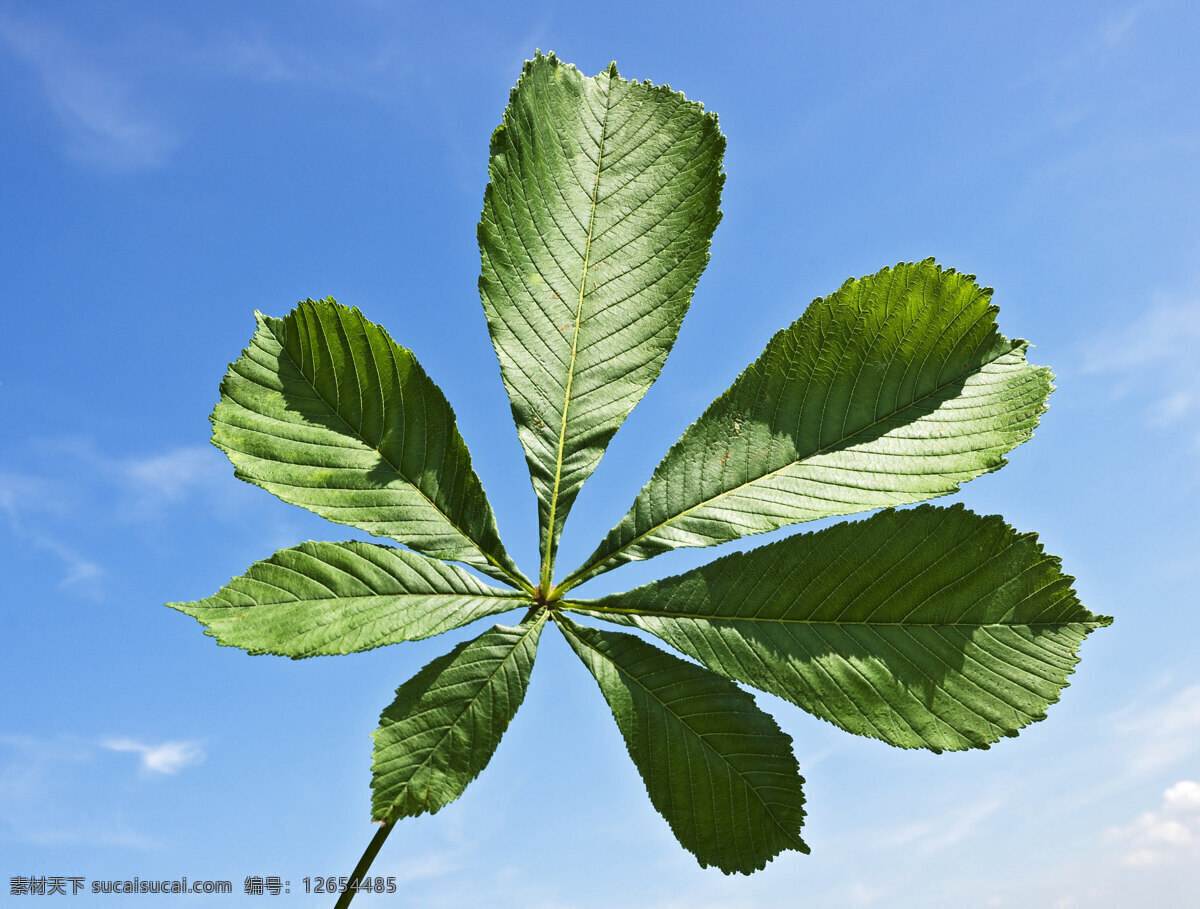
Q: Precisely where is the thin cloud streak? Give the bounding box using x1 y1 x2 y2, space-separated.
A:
0 736 161 849
193 23 421 103
1081 303 1200 375
5 440 234 521
874 796 1004 855
1080 298 1200 436
213 33 298 82
0 12 176 170
1018 4 1149 89
0 471 104 596
0 443 227 595
119 446 231 518
1112 684 1200 776
28 532 103 593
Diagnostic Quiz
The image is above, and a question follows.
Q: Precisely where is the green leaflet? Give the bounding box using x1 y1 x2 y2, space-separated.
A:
169 541 531 658
564 261 1052 588
478 52 725 586
556 615 808 874
371 614 546 822
569 504 1111 752
212 298 528 589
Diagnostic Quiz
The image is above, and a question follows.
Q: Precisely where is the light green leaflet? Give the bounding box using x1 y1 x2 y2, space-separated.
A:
478 52 725 588
170 53 1109 891
168 541 528 659
212 298 528 589
568 504 1111 752
563 260 1052 589
372 615 546 821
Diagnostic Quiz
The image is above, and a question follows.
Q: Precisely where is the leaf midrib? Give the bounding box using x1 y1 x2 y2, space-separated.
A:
563 339 1030 588
566 603 1097 629
198 591 531 611
542 73 614 590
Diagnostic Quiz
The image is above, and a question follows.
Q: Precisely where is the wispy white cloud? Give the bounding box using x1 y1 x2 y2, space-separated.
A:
875 795 1004 855
2 437 320 594
384 850 461 885
1 443 229 593
7 440 232 519
2 734 205 780
0 735 159 849
191 24 418 103
0 470 55 519
28 533 103 592
0 7 499 178
1082 302 1200 375
1112 683 1200 776
1098 5 1148 48
844 881 886 906
101 738 205 775
23 827 159 849
1106 780 1200 867
1081 298 1200 436
1041 681 1200 830
0 10 394 171
117 445 231 519
212 33 298 82
0 12 176 170
1020 4 1148 89
0 471 104 596
0 734 94 768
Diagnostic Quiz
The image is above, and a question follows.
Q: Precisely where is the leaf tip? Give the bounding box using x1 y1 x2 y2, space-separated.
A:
163 599 190 616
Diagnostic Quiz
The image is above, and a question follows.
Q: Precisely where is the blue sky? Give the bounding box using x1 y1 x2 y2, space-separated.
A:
2 1 1198 906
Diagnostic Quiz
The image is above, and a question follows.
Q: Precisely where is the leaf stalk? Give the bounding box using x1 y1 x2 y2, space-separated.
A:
334 821 394 909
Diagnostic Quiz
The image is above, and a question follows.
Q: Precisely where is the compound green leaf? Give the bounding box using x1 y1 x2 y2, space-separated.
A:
556 615 808 873
478 52 725 584
371 613 546 821
169 541 530 658
212 298 528 589
569 504 1111 752
565 261 1052 588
